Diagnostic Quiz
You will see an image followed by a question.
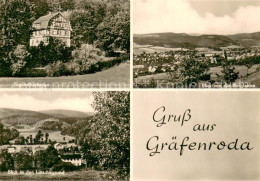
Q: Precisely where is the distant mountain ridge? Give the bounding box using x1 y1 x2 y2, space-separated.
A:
40 109 95 118
0 108 94 130
134 32 260 49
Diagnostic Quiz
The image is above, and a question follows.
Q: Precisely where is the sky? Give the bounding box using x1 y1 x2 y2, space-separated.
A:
0 91 94 113
134 0 260 35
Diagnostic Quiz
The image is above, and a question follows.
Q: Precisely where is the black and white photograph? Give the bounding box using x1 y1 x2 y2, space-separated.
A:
0 91 130 180
133 0 260 88
0 0 130 88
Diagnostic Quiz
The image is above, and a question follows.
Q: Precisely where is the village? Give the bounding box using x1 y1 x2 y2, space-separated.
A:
0 130 86 167
133 45 260 78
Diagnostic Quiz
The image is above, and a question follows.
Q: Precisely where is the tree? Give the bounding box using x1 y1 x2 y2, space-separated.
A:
45 145 61 168
217 60 239 86
60 0 76 11
0 0 35 48
45 133 49 143
169 58 210 87
34 130 44 144
95 10 130 54
9 45 28 75
0 123 19 145
34 150 48 169
70 1 106 47
29 135 33 144
29 0 50 19
13 152 34 171
245 59 253 76
0 150 14 171
28 37 73 67
85 92 130 179
34 145 61 170
0 0 35 76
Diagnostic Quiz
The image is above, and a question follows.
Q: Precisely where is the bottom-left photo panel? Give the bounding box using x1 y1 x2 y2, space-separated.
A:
0 90 130 180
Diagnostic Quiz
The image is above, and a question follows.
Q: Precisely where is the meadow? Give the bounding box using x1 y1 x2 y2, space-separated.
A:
16 129 75 143
135 65 260 87
0 62 130 88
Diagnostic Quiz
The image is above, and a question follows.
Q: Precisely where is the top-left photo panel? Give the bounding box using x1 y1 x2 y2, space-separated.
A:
0 0 130 89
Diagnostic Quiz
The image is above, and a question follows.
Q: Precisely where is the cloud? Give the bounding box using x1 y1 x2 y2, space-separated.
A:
134 0 260 34
0 92 94 113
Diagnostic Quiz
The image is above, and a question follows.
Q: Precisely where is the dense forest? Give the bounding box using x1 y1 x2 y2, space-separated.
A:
62 92 130 179
0 0 130 77
0 123 19 145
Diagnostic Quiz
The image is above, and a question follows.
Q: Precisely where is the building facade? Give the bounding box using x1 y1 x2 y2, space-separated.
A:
30 12 72 47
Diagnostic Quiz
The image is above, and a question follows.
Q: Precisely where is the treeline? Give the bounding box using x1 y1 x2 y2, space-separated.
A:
0 0 129 77
0 123 19 145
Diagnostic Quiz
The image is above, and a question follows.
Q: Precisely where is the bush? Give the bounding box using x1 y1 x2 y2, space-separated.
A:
52 162 80 172
14 67 47 77
45 61 70 77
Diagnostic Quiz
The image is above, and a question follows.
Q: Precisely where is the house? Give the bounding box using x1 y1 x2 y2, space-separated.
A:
30 12 72 47
54 143 64 150
60 154 85 166
7 146 17 153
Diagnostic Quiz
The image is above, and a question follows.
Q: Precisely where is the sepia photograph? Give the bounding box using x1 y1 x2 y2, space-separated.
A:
0 0 130 88
0 91 130 180
133 0 260 88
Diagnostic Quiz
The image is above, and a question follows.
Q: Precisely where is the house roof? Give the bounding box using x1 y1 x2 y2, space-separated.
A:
34 13 59 23
226 45 243 49
32 12 70 30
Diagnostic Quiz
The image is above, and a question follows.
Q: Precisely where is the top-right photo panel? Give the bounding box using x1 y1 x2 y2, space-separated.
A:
133 0 260 88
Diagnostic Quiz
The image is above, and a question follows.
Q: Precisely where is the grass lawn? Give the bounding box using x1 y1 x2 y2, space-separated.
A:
0 62 130 88
16 129 75 143
135 64 260 88
0 170 108 180
209 64 260 78
239 70 260 87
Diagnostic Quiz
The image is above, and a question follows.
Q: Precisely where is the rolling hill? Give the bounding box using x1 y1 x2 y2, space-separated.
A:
40 109 94 118
133 32 260 49
0 108 94 130
0 108 52 126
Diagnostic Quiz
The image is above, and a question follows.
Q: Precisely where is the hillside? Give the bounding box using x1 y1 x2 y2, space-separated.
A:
133 32 260 49
227 32 260 47
0 108 52 126
0 108 94 131
40 109 94 118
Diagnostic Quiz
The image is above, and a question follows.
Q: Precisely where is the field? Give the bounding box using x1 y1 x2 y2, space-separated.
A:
16 128 75 143
135 64 260 87
242 70 260 87
134 43 181 54
209 64 260 78
0 62 130 88
0 170 108 180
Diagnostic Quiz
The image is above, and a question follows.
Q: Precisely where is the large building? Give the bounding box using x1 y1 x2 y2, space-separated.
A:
30 12 72 47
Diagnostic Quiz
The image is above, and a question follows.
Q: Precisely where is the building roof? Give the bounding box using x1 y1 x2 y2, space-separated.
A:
32 12 70 30
226 45 243 49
